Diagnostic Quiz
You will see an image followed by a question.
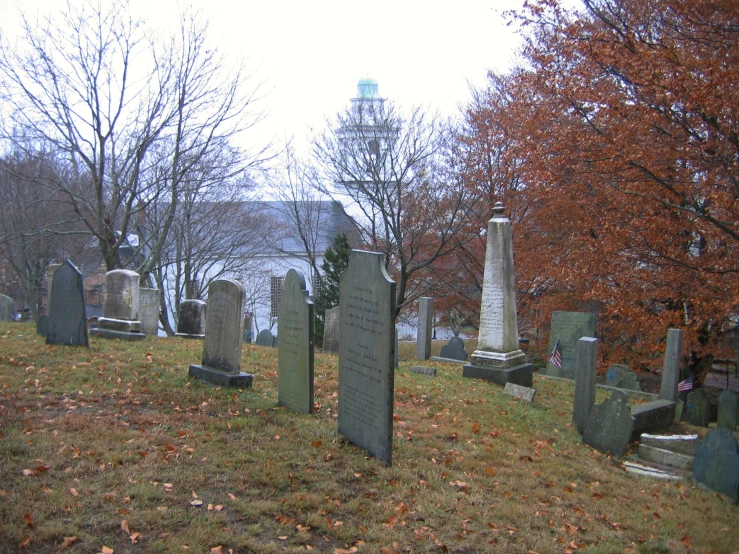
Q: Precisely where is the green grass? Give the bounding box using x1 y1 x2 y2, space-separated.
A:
0 323 737 553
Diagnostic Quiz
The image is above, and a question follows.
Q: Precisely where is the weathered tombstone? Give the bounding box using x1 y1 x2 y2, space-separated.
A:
139 288 160 336
416 297 433 360
605 364 628 387
338 250 395 466
176 299 207 339
36 314 49 336
46 261 88 347
463 203 532 387
90 270 145 341
410 365 436 376
686 388 710 427
244 313 253 343
322 306 340 353
545 311 596 379
582 390 635 457
277 269 314 414
0 294 14 321
45 263 61 314
573 337 598 434
435 337 467 361
717 389 737 431
692 427 739 504
503 382 536 402
659 329 683 402
619 371 643 392
189 279 251 387
256 329 275 347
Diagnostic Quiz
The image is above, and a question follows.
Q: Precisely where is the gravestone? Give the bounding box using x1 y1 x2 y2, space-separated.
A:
244 313 253 343
416 297 433 360
277 269 314 414
619 371 643 392
36 314 49 336
176 299 207 339
45 263 61 314
189 279 251 387
503 382 536 402
692 427 739 504
0 294 14 321
463 203 532 387
410 365 436 376
582 390 635 457
90 270 145 341
256 329 275 347
605 364 628 387
322 306 340 353
338 250 395 466
46 261 88 347
659 329 683 402
435 337 467 361
717 389 737 431
573 337 598 434
545 311 596 379
139 288 160 336
686 388 710 427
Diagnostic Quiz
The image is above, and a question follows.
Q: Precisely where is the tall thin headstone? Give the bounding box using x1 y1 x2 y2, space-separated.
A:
338 250 396 466
416 297 434 360
573 337 598 434
277 269 314 413
91 270 145 341
189 279 251 387
139 288 160 336
322 306 340 353
46 261 88 347
463 203 532 386
176 299 207 339
659 329 683 402
0 294 13 322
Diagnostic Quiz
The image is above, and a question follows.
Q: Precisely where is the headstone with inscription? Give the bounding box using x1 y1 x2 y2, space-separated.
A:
176 299 207 339
416 297 433 360
0 294 13 321
573 337 598 434
659 329 683 402
582 389 635 457
277 269 314 413
717 389 737 431
90 270 145 341
605 364 628 387
686 388 710 427
322 306 340 353
256 329 275 347
692 427 739 504
434 337 467 362
189 279 251 387
46 261 88 347
463 203 532 387
545 311 596 379
139 288 160 336
338 250 396 466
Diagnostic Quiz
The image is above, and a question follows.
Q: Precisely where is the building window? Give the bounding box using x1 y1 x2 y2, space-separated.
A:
270 276 284 319
312 274 322 299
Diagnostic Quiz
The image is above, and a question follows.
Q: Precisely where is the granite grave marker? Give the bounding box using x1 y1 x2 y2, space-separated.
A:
91 270 145 341
139 288 160 336
692 427 739 504
46 261 88 347
416 297 433 360
435 337 467 361
256 329 275 347
605 364 628 387
686 388 710 427
545 311 596 379
717 389 737 431
176 299 207 338
659 329 683 402
0 294 13 321
582 390 635 457
573 337 598 434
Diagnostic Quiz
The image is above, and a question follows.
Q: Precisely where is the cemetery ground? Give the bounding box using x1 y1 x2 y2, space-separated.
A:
1 326 737 554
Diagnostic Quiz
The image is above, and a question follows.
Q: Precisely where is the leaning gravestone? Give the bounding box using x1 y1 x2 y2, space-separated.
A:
338 250 396 466
36 314 49 336
0 294 13 322
659 329 683 402
277 269 314 414
717 389 737 431
323 306 340 353
573 337 598 434
686 388 711 427
176 299 207 339
256 329 275 347
605 364 628 387
46 261 88 347
582 389 635 457
692 427 739 504
189 279 251 387
545 311 596 379
90 270 145 341
139 288 160 336
434 337 467 362
416 297 433 360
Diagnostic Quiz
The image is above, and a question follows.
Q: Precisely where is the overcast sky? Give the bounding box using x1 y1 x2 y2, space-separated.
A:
0 0 528 152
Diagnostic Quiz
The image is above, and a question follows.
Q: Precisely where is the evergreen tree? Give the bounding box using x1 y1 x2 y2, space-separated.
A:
314 233 352 347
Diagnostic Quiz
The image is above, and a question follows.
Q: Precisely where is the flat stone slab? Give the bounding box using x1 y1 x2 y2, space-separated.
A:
503 382 536 402
463 361 533 388
623 461 683 481
96 317 142 333
631 400 676 440
430 355 466 365
175 333 205 340
410 366 436 376
188 365 253 388
90 328 146 341
638 444 694 470
641 434 698 456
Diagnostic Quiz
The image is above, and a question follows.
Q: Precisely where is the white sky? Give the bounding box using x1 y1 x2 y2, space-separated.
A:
0 0 527 153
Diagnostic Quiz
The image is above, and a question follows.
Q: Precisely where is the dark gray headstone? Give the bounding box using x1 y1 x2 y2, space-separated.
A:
36 314 49 336
189 279 251 388
176 299 207 337
605 364 628 387
256 329 275 347
573 337 598 434
619 372 643 392
46 261 88 347
692 427 739 504
439 337 467 361
277 270 314 414
717 389 737 431
659 329 683 402
410 365 436 376
0 294 14 321
686 388 710 427
338 250 396 466
416 297 433 360
545 311 596 378
582 390 634 457
322 306 340 353
139 288 160 336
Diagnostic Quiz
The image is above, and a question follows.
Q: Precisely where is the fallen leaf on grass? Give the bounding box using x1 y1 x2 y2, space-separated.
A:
24 512 33 527
121 520 130 534
61 536 79 548
70 488 79 497
680 536 691 548
210 547 222 554
100 546 113 554
227 493 237 500
19 535 31 548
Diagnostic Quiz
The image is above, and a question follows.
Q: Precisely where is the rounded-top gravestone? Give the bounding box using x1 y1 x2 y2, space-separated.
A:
103 269 140 320
46 261 88 347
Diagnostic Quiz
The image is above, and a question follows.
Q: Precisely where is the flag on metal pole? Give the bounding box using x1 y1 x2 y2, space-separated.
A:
678 375 694 392
548 338 562 370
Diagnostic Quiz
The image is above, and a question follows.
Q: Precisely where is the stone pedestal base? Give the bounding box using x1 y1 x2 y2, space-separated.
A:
175 333 205 340
463 361 533 387
91 328 146 341
189 365 253 388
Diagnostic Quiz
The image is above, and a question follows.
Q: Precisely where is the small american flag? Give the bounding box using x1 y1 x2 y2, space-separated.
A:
678 376 694 392
548 338 562 370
